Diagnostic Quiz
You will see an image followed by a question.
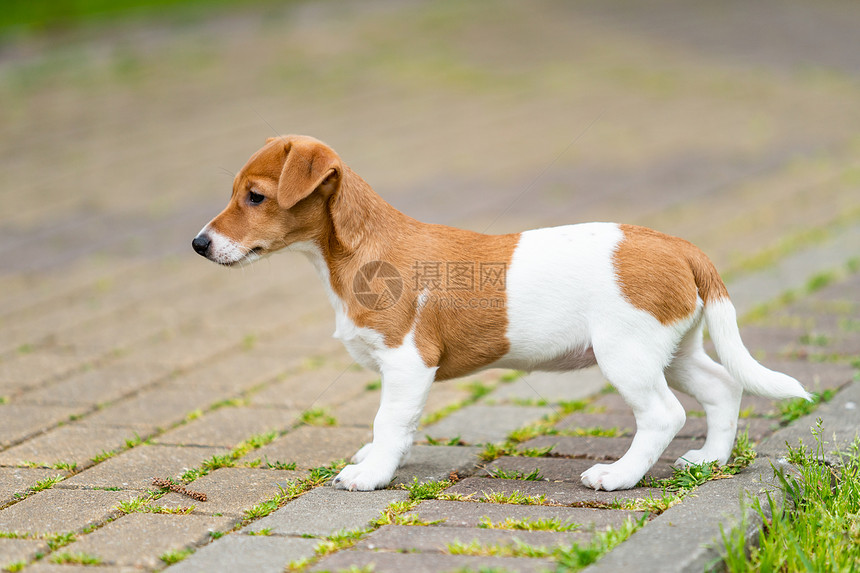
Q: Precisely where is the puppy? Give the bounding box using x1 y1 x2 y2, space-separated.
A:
193 135 809 491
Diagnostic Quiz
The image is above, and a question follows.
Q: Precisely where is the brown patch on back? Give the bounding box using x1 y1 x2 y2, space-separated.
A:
613 225 729 325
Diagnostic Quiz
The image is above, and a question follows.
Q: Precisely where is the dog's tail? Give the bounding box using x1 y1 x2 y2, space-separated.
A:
690 252 812 401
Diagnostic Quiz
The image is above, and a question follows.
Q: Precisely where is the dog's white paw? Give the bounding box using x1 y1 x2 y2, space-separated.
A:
332 462 392 491
351 443 373 464
674 449 724 469
580 463 638 491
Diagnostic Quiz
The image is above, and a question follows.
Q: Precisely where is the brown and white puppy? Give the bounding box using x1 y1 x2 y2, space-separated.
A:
193 135 809 491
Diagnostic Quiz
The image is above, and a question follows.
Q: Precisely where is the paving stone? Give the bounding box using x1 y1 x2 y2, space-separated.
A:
591 390 701 414
0 489 137 534
248 366 378 410
157 467 308 517
16 360 169 407
423 405 554 445
404 500 644 530
358 523 593 552
484 456 676 482
520 434 706 463
0 424 142 468
168 533 318 573
331 389 380 427
0 538 48 568
0 467 63 505
446 476 665 506
312 550 554 573
488 367 608 403
0 352 84 394
390 445 481 486
245 426 371 469
156 407 297 447
0 404 80 447
753 359 855 392
243 486 408 536
62 513 234 568
173 352 290 395
63 445 227 490
83 387 220 433
420 383 474 421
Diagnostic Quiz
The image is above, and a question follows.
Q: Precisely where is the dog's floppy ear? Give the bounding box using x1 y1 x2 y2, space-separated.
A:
276 138 342 209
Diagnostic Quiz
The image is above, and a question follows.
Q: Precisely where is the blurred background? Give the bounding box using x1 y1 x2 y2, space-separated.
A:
1 0 859 384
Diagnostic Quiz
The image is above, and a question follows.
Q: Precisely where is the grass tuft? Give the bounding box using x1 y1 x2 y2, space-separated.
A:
722 420 860 572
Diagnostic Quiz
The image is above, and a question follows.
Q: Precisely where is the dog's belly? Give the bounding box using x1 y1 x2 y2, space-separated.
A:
493 345 597 372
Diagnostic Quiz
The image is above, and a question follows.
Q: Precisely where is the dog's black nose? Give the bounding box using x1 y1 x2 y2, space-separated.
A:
192 235 211 256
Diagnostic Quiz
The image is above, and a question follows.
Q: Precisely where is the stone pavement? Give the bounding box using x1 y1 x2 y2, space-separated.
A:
1 0 860 571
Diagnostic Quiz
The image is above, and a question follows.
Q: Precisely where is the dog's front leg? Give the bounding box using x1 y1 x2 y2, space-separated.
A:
333 344 436 491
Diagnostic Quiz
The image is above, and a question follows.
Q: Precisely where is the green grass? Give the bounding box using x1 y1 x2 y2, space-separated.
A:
478 516 579 532
314 528 368 557
403 477 452 501
46 531 76 551
50 552 101 565
485 467 543 481
160 547 194 565
777 388 836 424
447 515 645 569
299 407 337 427
722 421 860 572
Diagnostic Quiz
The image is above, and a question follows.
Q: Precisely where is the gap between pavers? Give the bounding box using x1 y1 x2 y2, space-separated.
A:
402 499 644 530
311 550 554 573
242 486 408 537
0 467 64 506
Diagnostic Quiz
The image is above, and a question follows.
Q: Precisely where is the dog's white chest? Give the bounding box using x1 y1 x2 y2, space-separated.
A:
332 309 385 372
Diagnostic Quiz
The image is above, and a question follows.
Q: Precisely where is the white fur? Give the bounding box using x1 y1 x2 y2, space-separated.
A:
197 226 261 266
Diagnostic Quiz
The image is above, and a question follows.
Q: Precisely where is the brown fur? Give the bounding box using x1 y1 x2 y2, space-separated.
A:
208 136 520 380
613 225 729 324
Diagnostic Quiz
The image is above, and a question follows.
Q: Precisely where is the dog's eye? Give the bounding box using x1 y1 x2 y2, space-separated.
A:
248 191 265 205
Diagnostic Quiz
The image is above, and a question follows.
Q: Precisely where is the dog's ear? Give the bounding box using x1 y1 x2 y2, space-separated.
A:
276 138 342 209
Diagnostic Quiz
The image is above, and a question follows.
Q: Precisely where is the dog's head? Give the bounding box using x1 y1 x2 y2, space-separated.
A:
192 135 343 266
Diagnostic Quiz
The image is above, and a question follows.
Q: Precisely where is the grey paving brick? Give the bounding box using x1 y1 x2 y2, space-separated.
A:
172 352 289 395
16 360 169 407
0 488 137 534
0 424 143 468
312 550 554 573
62 445 228 490
167 533 318 573
403 499 644 530
554 412 777 442
245 426 372 469
0 352 84 394
357 523 594 552
330 389 380 427
0 467 63 505
0 538 47 568
390 445 481 486
243 486 407 536
446 476 664 506
0 404 81 447
155 407 297 447
157 467 308 517
248 366 378 410
519 435 705 464
83 387 220 433
423 405 554 445
488 367 608 403
62 513 234 568
20 565 140 573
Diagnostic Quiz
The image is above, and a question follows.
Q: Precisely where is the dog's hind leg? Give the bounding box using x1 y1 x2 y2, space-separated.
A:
333 334 436 491
581 325 686 491
665 322 742 468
